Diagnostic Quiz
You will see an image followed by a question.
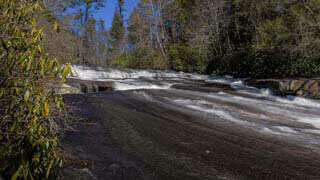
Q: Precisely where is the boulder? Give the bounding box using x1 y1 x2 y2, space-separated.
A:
306 80 319 97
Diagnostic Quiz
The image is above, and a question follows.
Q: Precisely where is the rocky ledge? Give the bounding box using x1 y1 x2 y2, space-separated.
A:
245 79 320 98
47 79 114 94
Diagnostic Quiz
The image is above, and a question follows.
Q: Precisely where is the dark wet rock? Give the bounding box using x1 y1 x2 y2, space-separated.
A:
107 163 144 180
245 79 320 98
172 82 233 93
60 94 147 180
61 90 320 180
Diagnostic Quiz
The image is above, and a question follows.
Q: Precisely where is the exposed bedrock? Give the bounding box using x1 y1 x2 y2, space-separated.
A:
47 79 114 94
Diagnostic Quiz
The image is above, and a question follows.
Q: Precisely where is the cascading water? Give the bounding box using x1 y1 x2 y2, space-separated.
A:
70 65 320 149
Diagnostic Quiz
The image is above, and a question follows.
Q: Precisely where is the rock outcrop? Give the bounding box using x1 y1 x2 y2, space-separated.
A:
47 79 114 94
66 79 113 93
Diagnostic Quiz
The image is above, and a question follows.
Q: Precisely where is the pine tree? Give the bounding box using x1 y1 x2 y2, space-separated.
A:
109 9 125 62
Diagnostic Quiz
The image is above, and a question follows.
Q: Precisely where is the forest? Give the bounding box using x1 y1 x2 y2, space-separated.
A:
44 0 320 78
1 0 320 179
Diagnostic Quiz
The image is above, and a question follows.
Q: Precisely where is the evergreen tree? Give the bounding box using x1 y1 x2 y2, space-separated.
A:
109 9 125 62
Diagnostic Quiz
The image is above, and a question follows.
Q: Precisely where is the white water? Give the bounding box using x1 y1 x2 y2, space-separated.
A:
172 99 253 126
71 65 208 81
160 89 320 148
70 65 320 148
113 80 172 91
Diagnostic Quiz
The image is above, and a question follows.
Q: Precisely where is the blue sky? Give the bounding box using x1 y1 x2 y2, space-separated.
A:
94 0 140 29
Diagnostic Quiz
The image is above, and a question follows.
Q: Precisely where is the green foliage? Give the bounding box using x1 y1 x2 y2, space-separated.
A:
207 0 320 78
59 0 320 78
254 17 290 51
249 0 320 78
208 51 320 78
109 10 125 50
113 54 131 68
113 48 168 70
0 0 70 179
168 44 206 73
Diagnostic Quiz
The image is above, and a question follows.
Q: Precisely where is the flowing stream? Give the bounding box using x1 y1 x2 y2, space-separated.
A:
70 65 320 150
61 65 320 179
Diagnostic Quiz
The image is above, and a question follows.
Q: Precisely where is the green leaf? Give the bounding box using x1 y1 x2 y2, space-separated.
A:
24 90 30 102
53 21 60 33
11 165 22 180
44 101 50 117
61 63 72 81
0 89 4 98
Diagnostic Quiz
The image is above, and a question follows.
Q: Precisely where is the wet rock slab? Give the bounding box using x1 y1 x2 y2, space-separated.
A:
172 82 233 93
60 91 320 180
59 94 146 180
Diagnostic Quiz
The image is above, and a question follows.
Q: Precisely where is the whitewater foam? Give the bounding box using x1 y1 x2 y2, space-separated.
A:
275 126 297 134
71 65 208 81
171 99 253 126
113 81 172 91
70 65 320 112
275 95 320 109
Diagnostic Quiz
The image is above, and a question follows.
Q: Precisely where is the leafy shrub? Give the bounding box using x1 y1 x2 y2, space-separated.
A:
208 50 320 78
0 1 70 179
168 44 206 73
113 48 168 70
113 54 131 68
